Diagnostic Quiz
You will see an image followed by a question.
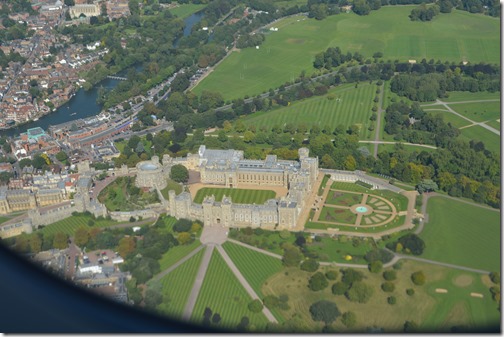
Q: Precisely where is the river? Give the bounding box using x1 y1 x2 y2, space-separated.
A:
3 11 205 138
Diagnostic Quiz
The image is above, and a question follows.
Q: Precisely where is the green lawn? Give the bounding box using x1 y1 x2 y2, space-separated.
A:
191 249 269 329
160 179 184 200
0 216 10 224
318 174 330 196
447 101 500 123
193 188 276 204
242 83 376 139
430 110 472 128
222 242 283 297
193 7 499 100
419 196 500 271
459 125 500 154
157 248 205 319
443 91 500 102
39 214 118 236
325 191 363 206
378 143 437 154
169 3 206 18
485 120 500 130
159 240 202 271
306 235 376 264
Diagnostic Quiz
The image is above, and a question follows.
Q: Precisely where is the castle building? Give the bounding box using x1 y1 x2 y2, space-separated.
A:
164 146 318 229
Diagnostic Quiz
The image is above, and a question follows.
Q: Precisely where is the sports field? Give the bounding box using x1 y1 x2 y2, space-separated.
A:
192 7 499 100
191 250 269 328
39 215 117 236
222 242 283 297
158 248 205 319
419 196 500 271
193 188 276 204
242 83 376 139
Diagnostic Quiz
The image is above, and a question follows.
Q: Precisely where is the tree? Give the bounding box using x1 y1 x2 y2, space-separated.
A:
369 261 383 273
144 283 163 310
243 131 255 143
211 313 221 324
416 179 438 193
190 223 202 233
237 316 250 330
381 281 395 292
341 311 357 328
387 296 397 305
352 0 371 15
53 232 69 249
248 299 263 313
383 270 397 281
396 234 425 255
177 232 192 245
202 307 212 326
411 271 426 285
309 272 329 291
326 270 339 280
300 259 319 272
74 227 90 247
117 236 136 257
345 282 373 303
309 300 340 325
406 288 415 296
173 218 192 232
341 268 364 285
332 281 350 295
489 272 500 284
29 234 42 253
170 164 189 183
282 245 302 267
55 151 68 162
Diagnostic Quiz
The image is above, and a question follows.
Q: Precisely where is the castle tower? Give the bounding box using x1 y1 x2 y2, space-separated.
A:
202 195 215 226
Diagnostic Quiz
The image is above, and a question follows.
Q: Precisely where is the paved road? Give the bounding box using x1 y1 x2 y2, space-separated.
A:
153 244 205 282
373 83 385 158
422 99 499 135
359 140 438 150
182 244 215 321
216 245 278 323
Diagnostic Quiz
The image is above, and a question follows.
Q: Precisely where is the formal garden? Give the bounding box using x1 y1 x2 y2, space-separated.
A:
98 176 161 211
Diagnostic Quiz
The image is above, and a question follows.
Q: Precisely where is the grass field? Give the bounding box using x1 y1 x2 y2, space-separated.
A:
485 120 500 130
306 235 376 264
192 7 499 100
242 83 376 139
261 259 500 332
193 188 276 204
191 249 269 329
443 91 500 102
419 196 500 271
158 240 202 271
378 143 437 154
39 214 117 236
446 101 500 123
222 242 283 297
459 125 500 154
158 248 205 319
431 110 471 128
168 4 206 18
160 179 184 200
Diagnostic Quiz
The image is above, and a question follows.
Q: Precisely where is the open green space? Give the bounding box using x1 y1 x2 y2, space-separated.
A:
261 259 499 332
318 174 330 196
193 188 276 204
158 248 205 319
160 179 184 200
0 216 10 225
39 214 118 236
159 240 202 271
378 143 437 155
485 120 500 130
193 7 499 101
98 176 160 211
443 91 500 102
242 83 376 139
307 235 376 264
431 110 471 128
228 228 297 256
168 3 206 18
191 249 269 329
325 191 362 206
459 125 500 154
222 242 283 297
319 207 357 224
447 101 500 123
419 196 500 271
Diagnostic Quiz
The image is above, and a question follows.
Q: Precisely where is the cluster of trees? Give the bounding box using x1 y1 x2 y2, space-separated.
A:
307 0 341 20
236 33 265 49
0 48 25 69
386 233 426 255
409 3 440 21
313 46 363 70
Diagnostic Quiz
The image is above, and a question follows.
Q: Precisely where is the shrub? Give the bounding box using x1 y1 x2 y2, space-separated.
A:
411 271 426 285
129 216 136 222
300 259 319 272
309 272 329 291
393 262 402 270
248 299 263 313
326 270 339 280
387 296 396 305
406 288 415 296
383 270 397 281
404 320 418 332
279 229 290 239
341 311 357 328
332 281 349 295
369 261 383 273
381 281 395 292
489 272 500 284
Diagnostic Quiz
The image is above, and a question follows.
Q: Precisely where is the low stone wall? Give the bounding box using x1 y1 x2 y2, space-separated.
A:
30 203 75 227
109 209 157 222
